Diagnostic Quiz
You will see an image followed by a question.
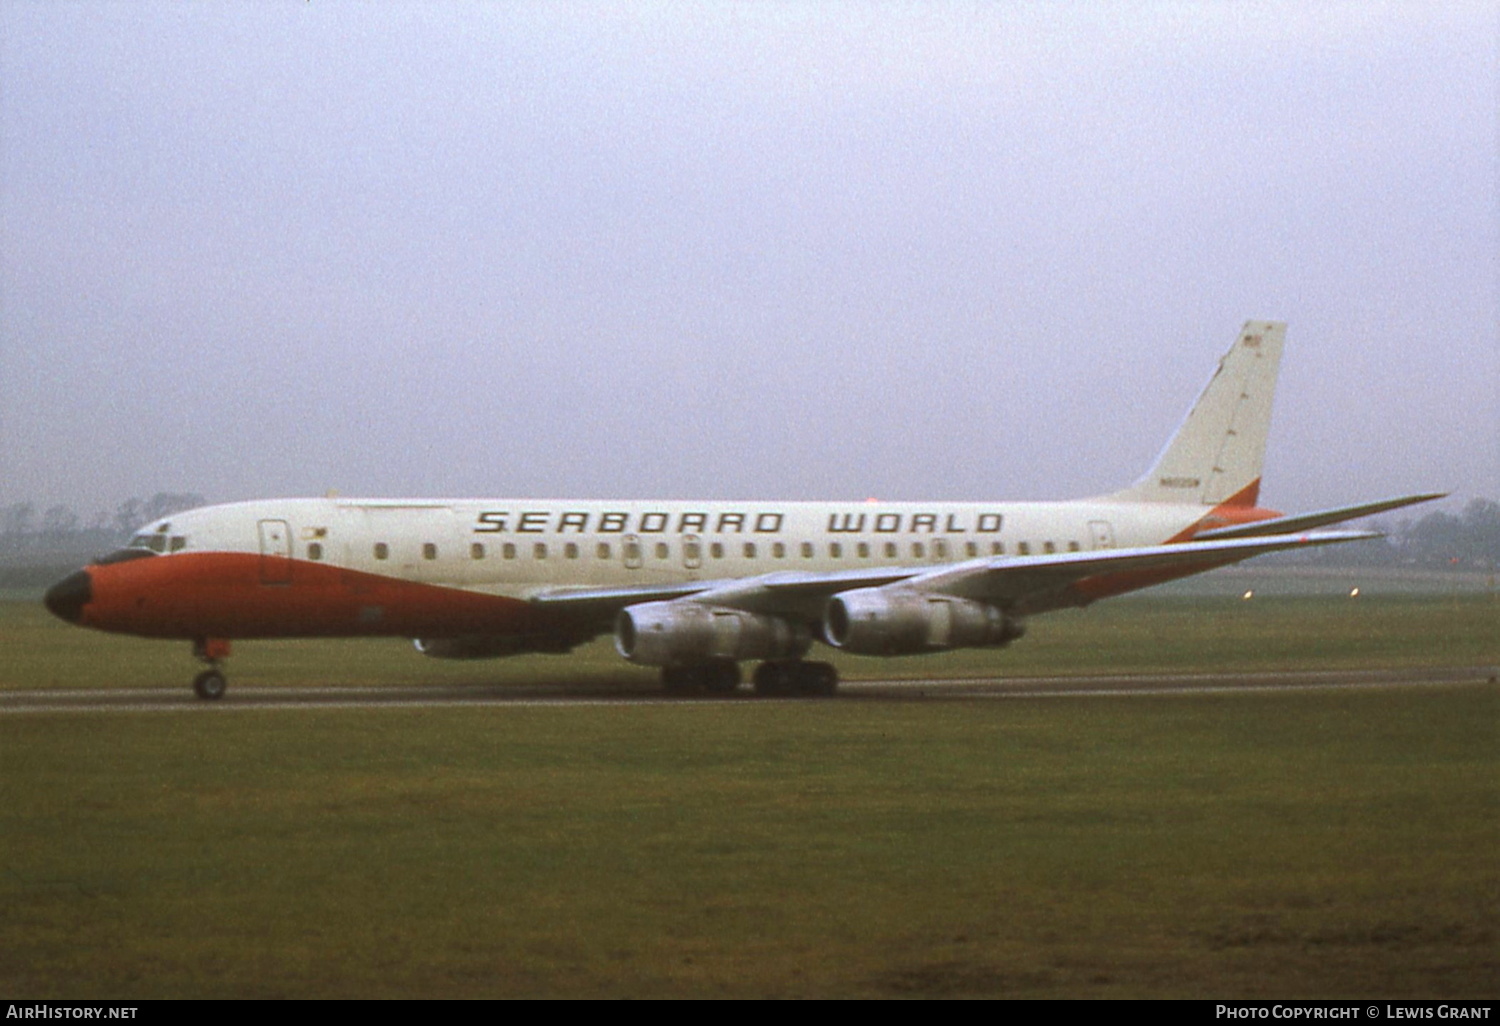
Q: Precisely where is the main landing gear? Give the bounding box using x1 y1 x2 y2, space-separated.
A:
661 658 741 695
658 659 839 698
752 659 838 697
191 638 232 700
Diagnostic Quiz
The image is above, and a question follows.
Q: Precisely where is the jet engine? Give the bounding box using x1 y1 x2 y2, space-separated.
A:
615 601 811 666
824 588 1025 656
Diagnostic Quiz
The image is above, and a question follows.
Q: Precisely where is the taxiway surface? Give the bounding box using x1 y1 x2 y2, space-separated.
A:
2 666 1493 715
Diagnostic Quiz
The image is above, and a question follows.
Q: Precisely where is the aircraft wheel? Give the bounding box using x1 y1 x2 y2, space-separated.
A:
753 661 795 697
663 660 741 695
797 661 839 697
661 665 698 694
703 659 741 694
193 669 227 701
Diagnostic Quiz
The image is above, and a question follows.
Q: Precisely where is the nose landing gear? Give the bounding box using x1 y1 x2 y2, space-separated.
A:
191 638 232 700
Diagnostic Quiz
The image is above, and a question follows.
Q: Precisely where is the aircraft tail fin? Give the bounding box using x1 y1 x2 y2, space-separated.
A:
1110 320 1286 507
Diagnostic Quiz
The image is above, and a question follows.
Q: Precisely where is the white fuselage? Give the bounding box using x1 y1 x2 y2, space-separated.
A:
154 495 1218 597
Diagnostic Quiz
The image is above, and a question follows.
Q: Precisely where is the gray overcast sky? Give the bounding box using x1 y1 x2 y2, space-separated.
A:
2 1 1496 518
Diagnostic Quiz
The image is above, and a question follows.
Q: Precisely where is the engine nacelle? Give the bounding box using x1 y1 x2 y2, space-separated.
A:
615 601 811 667
413 635 536 660
824 588 1025 656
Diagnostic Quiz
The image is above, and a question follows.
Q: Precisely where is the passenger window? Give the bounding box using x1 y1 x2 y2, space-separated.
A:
596 542 612 560
912 542 925 559
423 543 438 560
684 539 701 561
503 543 517 559
1043 541 1056 554
801 541 814 558
374 542 389 560
1068 541 1081 552
1018 542 1031 556
965 541 978 558
533 542 548 559
829 542 842 558
308 542 323 561
884 542 897 559
565 542 579 559
857 542 870 558
624 540 642 562
471 543 486 560
655 542 669 560
743 542 757 559
772 542 786 559
710 542 724 559
933 540 948 560
992 541 1005 556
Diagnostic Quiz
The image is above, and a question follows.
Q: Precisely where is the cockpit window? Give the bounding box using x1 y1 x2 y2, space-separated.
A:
128 527 187 553
96 548 158 566
128 533 187 553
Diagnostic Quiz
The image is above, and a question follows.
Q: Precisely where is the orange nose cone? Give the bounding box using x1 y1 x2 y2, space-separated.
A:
44 569 92 624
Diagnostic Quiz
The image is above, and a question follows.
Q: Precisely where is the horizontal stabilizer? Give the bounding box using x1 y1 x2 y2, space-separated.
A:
1193 493 1446 541
909 529 1380 608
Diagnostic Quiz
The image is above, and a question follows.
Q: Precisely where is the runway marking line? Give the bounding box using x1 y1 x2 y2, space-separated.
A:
0 667 1493 715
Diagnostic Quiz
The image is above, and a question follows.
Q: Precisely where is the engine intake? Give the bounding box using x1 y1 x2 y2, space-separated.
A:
615 602 811 667
824 588 1025 656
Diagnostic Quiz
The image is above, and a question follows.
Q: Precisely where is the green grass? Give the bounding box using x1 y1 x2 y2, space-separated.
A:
2 689 1494 997
2 593 1496 691
2 595 1496 997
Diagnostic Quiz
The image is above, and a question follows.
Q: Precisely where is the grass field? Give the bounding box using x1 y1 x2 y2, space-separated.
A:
2 595 1496 998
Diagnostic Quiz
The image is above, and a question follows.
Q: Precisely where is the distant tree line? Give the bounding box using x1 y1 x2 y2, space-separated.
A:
1 492 1496 571
1248 498 1499 572
0 493 207 554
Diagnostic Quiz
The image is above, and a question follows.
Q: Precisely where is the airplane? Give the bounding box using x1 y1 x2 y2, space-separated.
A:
44 321 1441 700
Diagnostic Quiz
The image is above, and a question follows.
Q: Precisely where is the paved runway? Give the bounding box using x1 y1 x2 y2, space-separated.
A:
2 665 1494 714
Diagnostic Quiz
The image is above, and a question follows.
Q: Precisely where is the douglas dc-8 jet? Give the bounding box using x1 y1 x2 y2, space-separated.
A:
45 322 1440 699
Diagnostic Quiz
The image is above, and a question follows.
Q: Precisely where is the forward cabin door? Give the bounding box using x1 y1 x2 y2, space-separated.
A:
1089 520 1116 550
258 519 293 585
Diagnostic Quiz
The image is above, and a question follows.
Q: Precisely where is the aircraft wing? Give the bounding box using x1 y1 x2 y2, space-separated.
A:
531 530 1377 625
901 530 1378 615
528 564 927 624
1193 492 1445 541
